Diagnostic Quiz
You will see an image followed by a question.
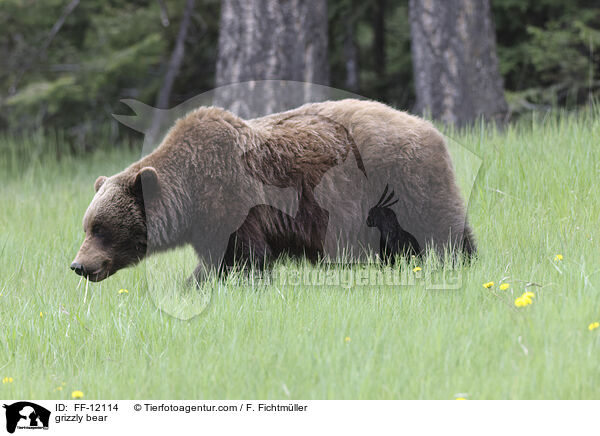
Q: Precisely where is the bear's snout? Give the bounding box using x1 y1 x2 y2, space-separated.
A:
69 257 111 281
70 261 85 275
69 259 99 279
70 236 113 281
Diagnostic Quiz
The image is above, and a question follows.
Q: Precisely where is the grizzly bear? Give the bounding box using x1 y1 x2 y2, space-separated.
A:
71 99 475 282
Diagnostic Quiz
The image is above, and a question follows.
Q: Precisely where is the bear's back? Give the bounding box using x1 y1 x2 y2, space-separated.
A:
249 99 448 169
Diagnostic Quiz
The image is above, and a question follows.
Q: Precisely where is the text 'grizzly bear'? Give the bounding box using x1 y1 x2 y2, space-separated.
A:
71 99 475 283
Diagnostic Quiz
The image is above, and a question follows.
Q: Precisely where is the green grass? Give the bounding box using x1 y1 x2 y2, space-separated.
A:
1 108 600 399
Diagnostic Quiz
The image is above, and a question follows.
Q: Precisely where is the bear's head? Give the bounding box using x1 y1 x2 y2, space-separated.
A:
70 167 159 282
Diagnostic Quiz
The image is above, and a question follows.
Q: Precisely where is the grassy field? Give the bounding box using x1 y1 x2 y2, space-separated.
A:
1 109 600 399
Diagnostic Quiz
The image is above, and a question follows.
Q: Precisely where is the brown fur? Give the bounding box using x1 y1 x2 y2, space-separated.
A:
72 99 475 282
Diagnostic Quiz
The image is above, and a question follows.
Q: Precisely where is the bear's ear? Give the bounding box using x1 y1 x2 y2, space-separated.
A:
133 167 160 200
94 176 107 192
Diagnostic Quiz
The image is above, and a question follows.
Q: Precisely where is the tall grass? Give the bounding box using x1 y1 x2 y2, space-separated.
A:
1 107 599 399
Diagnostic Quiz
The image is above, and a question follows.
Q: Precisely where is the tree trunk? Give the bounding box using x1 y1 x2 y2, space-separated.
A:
372 0 386 101
215 0 329 117
409 0 507 125
343 5 359 93
147 0 195 146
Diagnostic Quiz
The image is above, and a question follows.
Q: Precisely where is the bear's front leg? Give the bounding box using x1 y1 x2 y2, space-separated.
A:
187 231 232 287
187 263 214 288
218 229 273 278
188 231 272 286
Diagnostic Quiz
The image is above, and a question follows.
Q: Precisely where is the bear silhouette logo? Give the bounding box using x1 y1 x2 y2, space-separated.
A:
3 402 50 433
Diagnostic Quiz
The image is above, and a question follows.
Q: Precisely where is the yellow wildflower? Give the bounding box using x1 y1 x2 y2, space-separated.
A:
588 322 600 331
2 377 13 384
499 283 510 291
118 289 129 294
344 336 351 343
71 390 84 399
522 291 535 299
482 281 494 289
554 254 563 261
413 266 422 272
514 296 532 307
39 312 44 318
455 397 467 400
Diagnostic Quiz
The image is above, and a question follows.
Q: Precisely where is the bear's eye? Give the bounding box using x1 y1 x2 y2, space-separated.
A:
91 224 111 244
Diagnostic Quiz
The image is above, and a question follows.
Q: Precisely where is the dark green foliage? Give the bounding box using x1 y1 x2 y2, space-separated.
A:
328 0 413 108
492 0 600 112
0 0 220 148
